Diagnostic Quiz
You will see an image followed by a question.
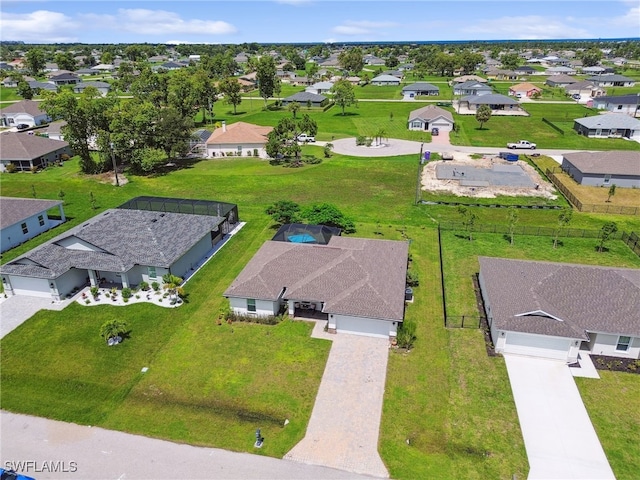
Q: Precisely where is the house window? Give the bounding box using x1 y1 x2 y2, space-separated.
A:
247 298 256 312
148 266 156 279
38 215 45 226
617 105 623 110
616 336 631 352
604 174 611 184
412 121 422 129
21 222 28 234
237 146 242 154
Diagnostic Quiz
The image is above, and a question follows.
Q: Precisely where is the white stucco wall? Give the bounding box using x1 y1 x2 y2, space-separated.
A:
229 297 279 317
169 234 212 279
1 212 53 253
55 268 88 299
206 143 268 159
56 235 106 252
589 332 640 359
329 313 397 338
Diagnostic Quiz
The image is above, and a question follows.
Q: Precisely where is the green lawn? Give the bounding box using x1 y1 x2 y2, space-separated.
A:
0 87 22 102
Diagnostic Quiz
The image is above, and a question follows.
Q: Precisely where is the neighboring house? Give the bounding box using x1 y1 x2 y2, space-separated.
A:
75 68 100 76
158 61 184 71
564 81 605 98
382 70 403 79
291 76 314 87
452 75 487 84
0 100 51 128
319 55 340 67
573 113 640 140
545 74 577 87
28 81 57 93
281 92 329 108
1 76 33 88
545 66 577 76
402 82 440 97
513 65 536 75
407 105 454 132
305 81 334 95
458 94 524 114
560 151 640 188
478 257 640 363
370 74 401 86
224 236 409 339
592 94 640 116
205 121 273 158
0 133 71 172
582 66 607 75
0 197 238 300
486 69 518 80
0 62 14 71
43 120 67 141
0 197 66 253
508 82 542 98
92 64 115 72
48 72 81 86
72 81 111 96
587 74 635 87
364 55 385 66
453 80 492 96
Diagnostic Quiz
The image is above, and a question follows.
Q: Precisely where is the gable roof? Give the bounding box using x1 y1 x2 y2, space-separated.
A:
224 237 409 321
0 197 63 230
454 80 492 90
593 94 640 105
462 94 519 105
0 209 224 279
0 133 69 161
587 74 634 82
0 100 47 117
562 151 640 176
371 74 401 83
453 75 487 83
509 82 541 92
545 74 576 84
283 91 327 103
408 105 453 123
574 113 640 130
205 122 273 145
479 257 640 338
308 81 334 90
402 82 439 93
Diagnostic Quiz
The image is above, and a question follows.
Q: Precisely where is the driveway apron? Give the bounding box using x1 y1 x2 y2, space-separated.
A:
504 354 615 480
284 334 390 478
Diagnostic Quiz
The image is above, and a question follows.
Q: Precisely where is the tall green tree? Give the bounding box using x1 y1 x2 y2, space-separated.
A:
17 80 33 100
219 77 242 115
301 203 356 233
25 48 46 76
287 101 301 119
265 200 301 226
338 47 364 74
256 56 277 108
475 104 492 130
331 79 357 116
54 52 77 71
305 62 319 82
499 53 520 70
265 114 318 160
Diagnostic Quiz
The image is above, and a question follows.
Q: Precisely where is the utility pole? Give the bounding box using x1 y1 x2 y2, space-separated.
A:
110 142 120 187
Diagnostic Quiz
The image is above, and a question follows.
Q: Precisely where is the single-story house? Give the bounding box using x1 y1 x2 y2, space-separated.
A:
2 76 33 88
587 74 635 87
407 105 454 132
48 72 81 86
402 82 439 97
224 236 409 339
582 66 607 75
72 81 111 96
364 55 385 66
545 74 577 88
0 133 71 172
0 62 14 71
28 81 57 93
479 257 640 363
486 69 518 80
382 70 403 79
281 91 329 108
91 64 115 72
458 94 525 114
573 113 640 140
305 81 334 95
0 100 51 128
452 75 487 84
592 94 640 116
75 68 100 76
545 66 577 76
158 61 184 71
513 66 536 75
453 80 492 96
43 120 67 141
0 197 66 253
564 81 605 99
560 151 640 188
205 121 273 158
291 76 314 87
0 197 238 300
508 82 542 98
370 74 401 86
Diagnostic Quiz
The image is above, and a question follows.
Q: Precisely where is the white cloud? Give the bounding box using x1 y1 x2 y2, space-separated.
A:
115 9 237 36
464 15 592 39
0 10 80 42
332 20 399 36
608 3 640 28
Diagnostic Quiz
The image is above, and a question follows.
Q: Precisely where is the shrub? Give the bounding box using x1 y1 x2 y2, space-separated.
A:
396 319 417 349
121 287 132 299
406 269 420 287
60 154 70 161
364 138 372 147
139 281 149 291
152 282 160 292
5 164 17 173
30 166 38 174
355 135 367 146
90 286 99 298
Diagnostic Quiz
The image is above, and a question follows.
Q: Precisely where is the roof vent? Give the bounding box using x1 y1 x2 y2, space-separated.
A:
159 213 165 217
151 219 158 223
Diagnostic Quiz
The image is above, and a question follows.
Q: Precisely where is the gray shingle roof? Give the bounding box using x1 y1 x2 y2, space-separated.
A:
0 197 62 229
0 133 69 161
563 151 640 176
402 82 439 93
1 209 224 279
574 113 640 130
593 94 640 105
0 100 47 117
587 74 634 82
462 94 519 105
224 237 409 321
408 105 453 123
479 257 640 338
283 92 327 103
371 75 401 83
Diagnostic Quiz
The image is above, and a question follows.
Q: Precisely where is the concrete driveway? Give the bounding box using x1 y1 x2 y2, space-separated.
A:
285 333 390 478
504 355 615 480
0 295 71 339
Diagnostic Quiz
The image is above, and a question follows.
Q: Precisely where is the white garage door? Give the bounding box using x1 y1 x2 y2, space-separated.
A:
504 332 570 361
335 315 390 339
9 276 51 298
432 121 453 131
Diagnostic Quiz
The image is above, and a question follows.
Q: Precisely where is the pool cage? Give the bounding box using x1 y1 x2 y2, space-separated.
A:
271 223 341 245
118 196 239 234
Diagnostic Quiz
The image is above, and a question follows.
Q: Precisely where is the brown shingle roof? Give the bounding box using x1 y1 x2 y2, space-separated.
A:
0 197 62 229
509 82 541 92
205 122 273 145
0 133 69 161
563 151 640 176
479 257 640 338
408 105 453 123
0 99 47 117
224 237 409 321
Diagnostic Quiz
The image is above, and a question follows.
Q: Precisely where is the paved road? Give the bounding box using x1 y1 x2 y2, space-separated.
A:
0 411 373 480
504 355 615 480
285 334 390 478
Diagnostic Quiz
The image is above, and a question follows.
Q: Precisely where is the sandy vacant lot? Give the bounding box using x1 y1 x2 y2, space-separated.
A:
421 153 557 199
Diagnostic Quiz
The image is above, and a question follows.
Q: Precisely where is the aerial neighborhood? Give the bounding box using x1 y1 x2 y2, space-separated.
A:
1 32 640 480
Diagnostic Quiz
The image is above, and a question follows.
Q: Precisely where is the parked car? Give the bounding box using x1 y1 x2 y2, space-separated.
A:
16 124 29 130
297 133 315 143
431 127 439 136
506 140 536 149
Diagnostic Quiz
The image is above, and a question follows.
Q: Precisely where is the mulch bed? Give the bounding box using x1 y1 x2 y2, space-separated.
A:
590 355 640 375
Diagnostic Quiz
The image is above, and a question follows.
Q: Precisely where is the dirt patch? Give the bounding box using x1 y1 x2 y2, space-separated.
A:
421 153 557 199
591 355 640 375
92 171 129 186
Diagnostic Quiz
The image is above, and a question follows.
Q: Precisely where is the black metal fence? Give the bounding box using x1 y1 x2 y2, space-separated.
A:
445 315 485 328
622 231 640 257
439 221 623 239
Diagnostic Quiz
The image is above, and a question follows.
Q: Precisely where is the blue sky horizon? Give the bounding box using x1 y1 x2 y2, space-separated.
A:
1 1 639 45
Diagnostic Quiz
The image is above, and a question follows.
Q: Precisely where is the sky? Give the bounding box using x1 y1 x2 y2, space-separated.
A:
0 0 639 45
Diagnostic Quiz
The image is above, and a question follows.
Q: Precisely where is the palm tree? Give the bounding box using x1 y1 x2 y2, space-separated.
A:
100 318 127 344
162 273 184 303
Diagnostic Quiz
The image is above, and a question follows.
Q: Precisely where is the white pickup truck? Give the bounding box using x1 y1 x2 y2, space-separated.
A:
507 140 537 149
297 133 316 143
